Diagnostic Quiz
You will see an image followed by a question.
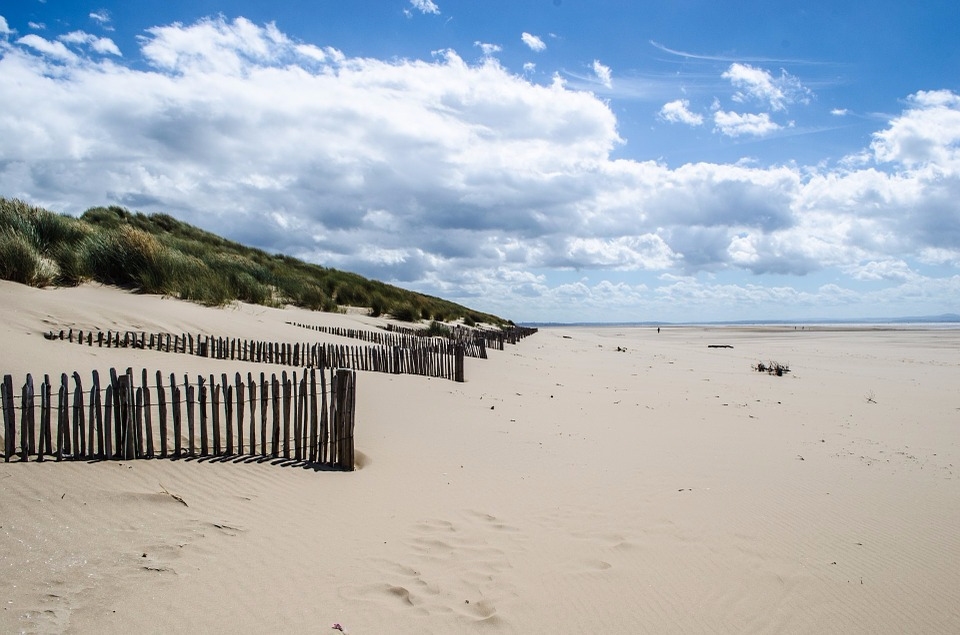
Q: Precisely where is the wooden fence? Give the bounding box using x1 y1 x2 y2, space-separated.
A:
45 328 466 382
288 322 489 359
1 367 356 470
379 323 539 351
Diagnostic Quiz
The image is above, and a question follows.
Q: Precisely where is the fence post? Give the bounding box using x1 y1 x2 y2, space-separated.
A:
455 345 465 383
223 373 233 455
57 373 69 460
213 379 222 455
185 375 196 457
270 374 280 458
309 368 318 463
236 373 245 455
118 374 135 460
72 372 86 459
171 373 182 458
22 375 35 461
200 376 210 456
103 384 113 460
332 370 356 471
281 371 291 459
2 375 14 462
247 372 257 456
91 371 102 459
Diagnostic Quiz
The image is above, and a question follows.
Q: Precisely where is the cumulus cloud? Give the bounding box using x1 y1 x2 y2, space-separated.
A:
871 90 960 168
16 34 78 63
713 110 780 137
474 41 501 56
659 99 703 126
592 60 611 88
722 63 812 112
2 15 960 321
59 30 121 56
0 16 12 36
409 0 440 15
521 32 546 52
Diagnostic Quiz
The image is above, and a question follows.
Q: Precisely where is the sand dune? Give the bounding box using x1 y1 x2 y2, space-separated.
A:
2 281 960 633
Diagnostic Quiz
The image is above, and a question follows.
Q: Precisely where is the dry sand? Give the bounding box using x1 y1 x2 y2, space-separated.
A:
2 280 960 633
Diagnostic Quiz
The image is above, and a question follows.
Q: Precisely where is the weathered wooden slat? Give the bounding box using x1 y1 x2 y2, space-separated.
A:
281 371 291 460
156 371 167 458
185 376 196 457
57 373 68 460
170 374 181 457
259 373 268 456
142 369 153 458
309 368 318 463
236 373 245 455
135 388 144 459
319 367 328 464
293 372 303 462
247 372 257 456
103 384 113 460
223 373 233 455
211 381 220 456
21 376 33 461
270 374 280 458
225 382 234 456
1 375 14 462
72 372 86 459
200 377 209 456
117 374 133 460
91 371 103 458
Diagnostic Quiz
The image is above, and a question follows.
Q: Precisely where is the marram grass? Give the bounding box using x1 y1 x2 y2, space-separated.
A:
0 197 508 325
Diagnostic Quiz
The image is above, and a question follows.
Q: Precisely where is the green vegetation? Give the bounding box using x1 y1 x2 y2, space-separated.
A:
0 197 507 324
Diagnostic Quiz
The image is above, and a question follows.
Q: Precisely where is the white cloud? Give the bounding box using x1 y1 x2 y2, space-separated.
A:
592 60 611 88
59 30 121 56
89 10 112 28
2 16 960 321
870 90 960 168
521 32 546 52
523 62 535 73
844 259 916 282
29 21 46 31
16 34 79 63
409 0 440 15
713 110 780 137
0 16 13 36
722 63 812 112
474 41 501 56
831 108 848 116
659 99 703 126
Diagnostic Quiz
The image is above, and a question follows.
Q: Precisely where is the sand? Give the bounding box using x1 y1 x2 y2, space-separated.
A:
2 280 960 633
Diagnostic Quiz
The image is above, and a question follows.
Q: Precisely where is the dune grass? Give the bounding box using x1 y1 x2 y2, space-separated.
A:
0 197 508 325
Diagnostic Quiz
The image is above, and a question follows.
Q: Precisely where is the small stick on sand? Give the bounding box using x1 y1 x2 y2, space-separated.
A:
159 483 188 507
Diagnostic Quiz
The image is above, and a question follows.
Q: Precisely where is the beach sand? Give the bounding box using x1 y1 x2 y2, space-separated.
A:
2 280 960 633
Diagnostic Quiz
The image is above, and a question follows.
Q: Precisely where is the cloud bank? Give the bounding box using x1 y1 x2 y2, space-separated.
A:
1 16 959 321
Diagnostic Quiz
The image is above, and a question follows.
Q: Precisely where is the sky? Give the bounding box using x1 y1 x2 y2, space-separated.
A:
2 1 959 323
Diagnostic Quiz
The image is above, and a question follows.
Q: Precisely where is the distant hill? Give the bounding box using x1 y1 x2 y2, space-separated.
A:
0 197 508 326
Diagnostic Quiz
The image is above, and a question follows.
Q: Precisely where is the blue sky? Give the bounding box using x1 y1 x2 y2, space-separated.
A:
2 1 959 322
